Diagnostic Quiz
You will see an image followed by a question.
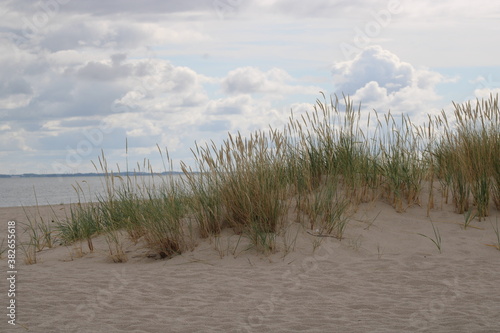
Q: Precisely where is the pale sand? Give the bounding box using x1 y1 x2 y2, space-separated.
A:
1 201 500 333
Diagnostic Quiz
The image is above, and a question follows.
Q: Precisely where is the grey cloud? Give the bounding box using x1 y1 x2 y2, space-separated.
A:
5 0 213 17
170 68 197 92
4 0 373 20
66 0 213 16
77 54 133 81
39 20 155 52
9 79 128 130
0 78 32 96
210 105 241 115
35 126 126 151
268 0 365 17
40 22 99 52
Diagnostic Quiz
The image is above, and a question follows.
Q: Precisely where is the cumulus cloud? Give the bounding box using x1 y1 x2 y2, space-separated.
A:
331 45 446 118
111 60 209 112
332 46 416 95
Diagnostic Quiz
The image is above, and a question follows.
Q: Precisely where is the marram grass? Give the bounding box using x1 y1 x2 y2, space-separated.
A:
26 93 500 261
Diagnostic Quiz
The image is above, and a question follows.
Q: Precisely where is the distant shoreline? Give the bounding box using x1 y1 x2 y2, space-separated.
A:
0 171 185 178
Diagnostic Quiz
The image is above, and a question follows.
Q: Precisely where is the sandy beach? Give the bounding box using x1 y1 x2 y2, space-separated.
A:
1 201 499 333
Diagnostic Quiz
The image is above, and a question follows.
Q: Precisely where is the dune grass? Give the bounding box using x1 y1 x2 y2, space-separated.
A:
492 218 500 251
55 148 192 260
418 221 443 254
432 95 500 219
25 93 500 260
182 130 291 253
19 192 60 264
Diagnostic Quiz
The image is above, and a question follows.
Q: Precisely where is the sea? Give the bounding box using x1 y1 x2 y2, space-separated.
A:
0 174 180 208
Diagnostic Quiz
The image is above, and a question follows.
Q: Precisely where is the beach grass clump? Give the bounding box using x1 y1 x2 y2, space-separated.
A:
55 149 191 259
19 241 37 265
97 152 191 258
20 191 60 256
290 94 430 213
297 176 350 239
182 130 291 252
57 202 101 252
96 176 190 259
140 181 189 258
432 95 500 218
181 143 228 238
289 94 378 207
22 210 55 252
377 112 427 212
182 171 225 238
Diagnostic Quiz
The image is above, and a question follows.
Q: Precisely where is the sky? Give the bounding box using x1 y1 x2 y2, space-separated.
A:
1 0 500 174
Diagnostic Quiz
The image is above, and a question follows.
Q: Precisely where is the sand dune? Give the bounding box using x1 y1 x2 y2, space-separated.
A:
1 202 500 332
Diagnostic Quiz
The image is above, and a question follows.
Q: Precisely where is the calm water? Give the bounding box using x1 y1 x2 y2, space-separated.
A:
0 175 179 208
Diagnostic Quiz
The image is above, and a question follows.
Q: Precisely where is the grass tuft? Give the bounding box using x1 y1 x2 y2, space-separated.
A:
418 222 443 254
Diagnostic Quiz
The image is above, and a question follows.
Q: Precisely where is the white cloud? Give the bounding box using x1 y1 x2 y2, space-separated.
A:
206 95 253 115
243 0 367 18
469 75 500 99
331 45 446 119
353 81 388 103
0 128 33 152
222 66 320 97
222 67 292 94
332 45 415 95
474 88 500 99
